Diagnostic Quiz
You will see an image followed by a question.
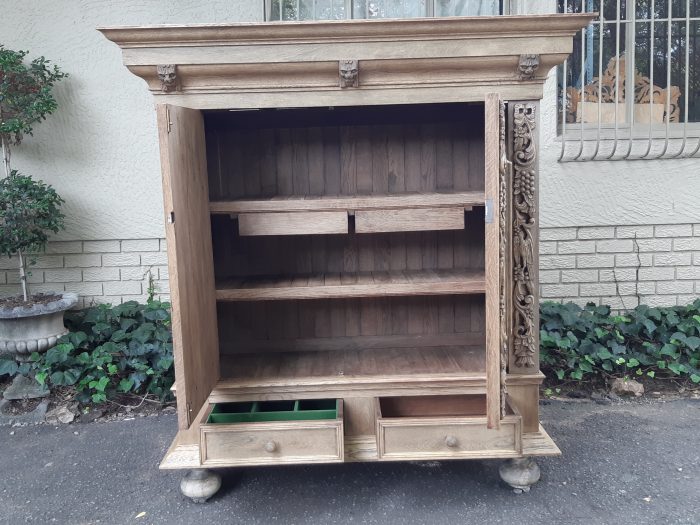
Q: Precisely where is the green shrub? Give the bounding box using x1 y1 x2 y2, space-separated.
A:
29 299 174 403
540 300 700 383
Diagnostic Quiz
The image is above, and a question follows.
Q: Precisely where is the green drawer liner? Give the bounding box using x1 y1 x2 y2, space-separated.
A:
207 399 338 424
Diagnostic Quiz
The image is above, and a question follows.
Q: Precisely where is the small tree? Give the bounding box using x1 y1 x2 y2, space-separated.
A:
0 173 65 301
0 46 67 178
0 47 67 302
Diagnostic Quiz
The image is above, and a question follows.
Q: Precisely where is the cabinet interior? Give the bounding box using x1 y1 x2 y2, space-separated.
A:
205 102 487 386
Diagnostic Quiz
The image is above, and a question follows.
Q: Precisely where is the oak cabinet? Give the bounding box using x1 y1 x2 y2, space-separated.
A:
101 13 593 495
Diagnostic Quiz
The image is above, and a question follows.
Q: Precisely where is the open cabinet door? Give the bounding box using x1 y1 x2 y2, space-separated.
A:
157 104 219 430
484 93 507 430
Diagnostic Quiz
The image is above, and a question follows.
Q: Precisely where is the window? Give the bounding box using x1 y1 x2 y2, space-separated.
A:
265 0 502 21
558 0 700 160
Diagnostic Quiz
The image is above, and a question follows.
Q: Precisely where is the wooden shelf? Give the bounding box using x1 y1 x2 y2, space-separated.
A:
211 345 486 402
210 191 484 215
216 269 485 301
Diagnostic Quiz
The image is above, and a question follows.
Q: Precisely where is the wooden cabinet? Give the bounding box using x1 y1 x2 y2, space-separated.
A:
101 13 593 494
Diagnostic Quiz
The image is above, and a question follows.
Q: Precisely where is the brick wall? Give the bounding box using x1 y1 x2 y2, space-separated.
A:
2 223 699 310
539 224 700 309
0 239 170 308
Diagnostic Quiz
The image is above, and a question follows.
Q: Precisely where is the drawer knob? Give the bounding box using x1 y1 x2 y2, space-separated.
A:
264 440 278 453
445 435 459 448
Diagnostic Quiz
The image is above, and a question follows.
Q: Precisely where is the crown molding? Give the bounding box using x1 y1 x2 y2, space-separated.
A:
99 14 595 109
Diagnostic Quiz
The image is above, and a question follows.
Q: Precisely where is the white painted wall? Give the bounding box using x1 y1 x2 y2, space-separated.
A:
0 0 263 241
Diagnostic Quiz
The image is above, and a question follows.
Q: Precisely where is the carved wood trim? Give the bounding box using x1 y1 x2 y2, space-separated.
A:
512 103 537 369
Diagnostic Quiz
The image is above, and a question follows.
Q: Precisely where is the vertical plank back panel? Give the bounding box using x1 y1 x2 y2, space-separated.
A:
206 103 485 201
307 127 325 196
386 124 405 193
323 127 342 195
276 128 294 196
259 129 278 197
157 104 219 430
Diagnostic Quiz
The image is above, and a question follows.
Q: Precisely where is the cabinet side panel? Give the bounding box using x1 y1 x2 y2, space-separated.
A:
158 104 219 430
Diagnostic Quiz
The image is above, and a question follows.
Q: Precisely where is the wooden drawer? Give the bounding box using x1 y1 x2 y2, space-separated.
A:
355 207 464 233
375 395 521 461
238 211 348 236
200 400 344 466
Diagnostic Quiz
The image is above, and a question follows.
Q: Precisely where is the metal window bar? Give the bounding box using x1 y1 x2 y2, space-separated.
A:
622 0 636 158
559 0 700 161
640 0 656 158
605 0 622 160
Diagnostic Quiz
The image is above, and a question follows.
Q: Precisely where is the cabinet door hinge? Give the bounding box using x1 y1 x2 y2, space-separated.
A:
484 198 494 224
167 211 175 224
165 106 172 133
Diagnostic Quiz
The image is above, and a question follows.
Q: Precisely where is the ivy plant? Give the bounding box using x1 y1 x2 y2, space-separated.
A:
540 300 700 384
26 299 174 403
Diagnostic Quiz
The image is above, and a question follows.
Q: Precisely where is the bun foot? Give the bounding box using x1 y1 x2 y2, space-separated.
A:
180 469 222 503
499 458 540 493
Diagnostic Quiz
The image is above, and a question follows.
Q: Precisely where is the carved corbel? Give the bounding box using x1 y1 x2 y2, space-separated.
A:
512 103 537 368
339 60 359 88
157 64 179 92
518 54 540 81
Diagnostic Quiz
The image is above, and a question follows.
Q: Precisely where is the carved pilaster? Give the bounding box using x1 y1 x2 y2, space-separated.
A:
511 103 537 369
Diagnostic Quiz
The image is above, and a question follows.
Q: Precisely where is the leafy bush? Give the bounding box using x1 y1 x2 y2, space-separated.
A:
28 299 174 403
0 46 67 146
0 172 65 259
540 300 700 383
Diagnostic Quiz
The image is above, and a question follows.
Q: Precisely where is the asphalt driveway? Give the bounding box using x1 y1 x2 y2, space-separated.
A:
1 399 698 525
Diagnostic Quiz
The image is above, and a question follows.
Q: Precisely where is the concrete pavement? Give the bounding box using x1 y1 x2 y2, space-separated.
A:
1 399 699 524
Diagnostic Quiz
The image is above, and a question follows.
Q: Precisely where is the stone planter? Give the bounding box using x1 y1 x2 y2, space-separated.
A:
0 293 78 361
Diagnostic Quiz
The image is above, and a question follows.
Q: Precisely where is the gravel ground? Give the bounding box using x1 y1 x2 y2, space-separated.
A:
1 399 698 525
